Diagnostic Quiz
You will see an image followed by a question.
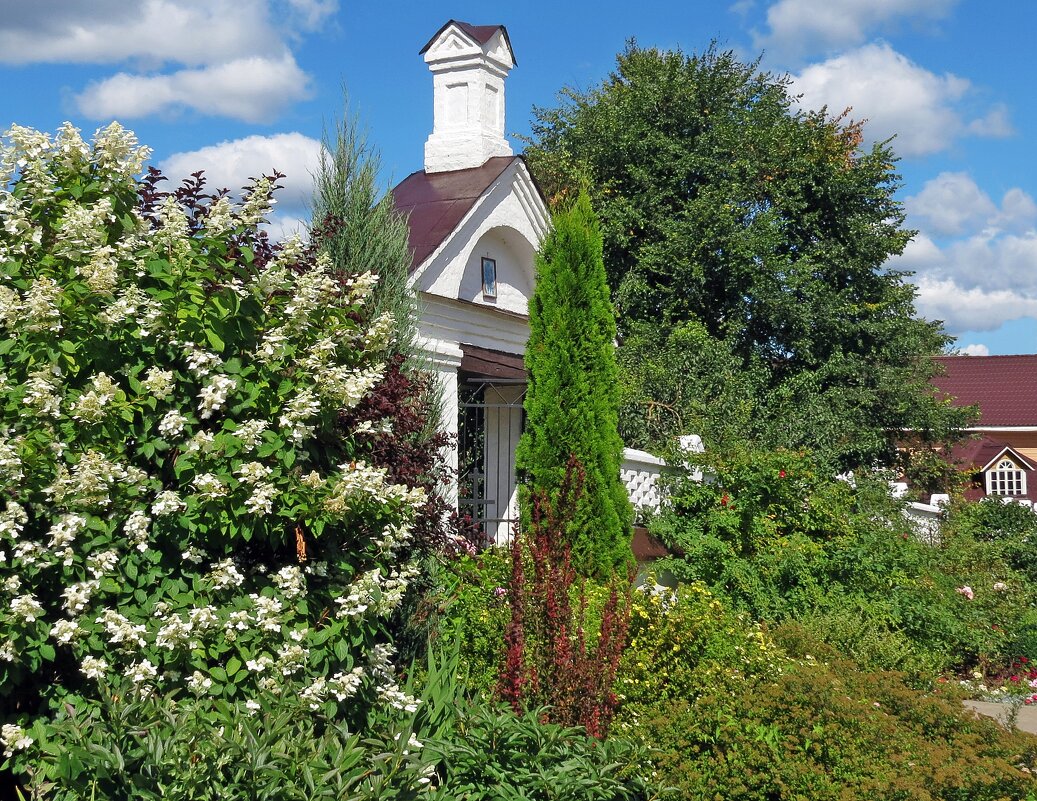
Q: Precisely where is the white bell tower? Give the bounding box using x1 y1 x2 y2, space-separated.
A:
420 21 516 173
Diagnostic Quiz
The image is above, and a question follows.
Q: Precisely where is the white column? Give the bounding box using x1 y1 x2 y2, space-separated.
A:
419 338 463 508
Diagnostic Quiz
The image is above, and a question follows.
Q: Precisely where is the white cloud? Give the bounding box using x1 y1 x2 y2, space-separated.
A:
283 0 339 30
905 173 1037 240
791 43 1011 157
959 343 989 356
0 0 335 123
912 276 1037 334
900 228 1037 293
75 55 310 124
997 188 1037 233
159 133 323 220
967 103 1014 138
756 0 957 60
0 1 280 67
905 173 997 237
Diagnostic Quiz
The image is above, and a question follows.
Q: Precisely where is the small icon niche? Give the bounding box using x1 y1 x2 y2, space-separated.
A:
481 256 498 299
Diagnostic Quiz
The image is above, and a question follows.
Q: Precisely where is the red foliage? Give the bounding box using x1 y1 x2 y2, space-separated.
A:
498 459 632 738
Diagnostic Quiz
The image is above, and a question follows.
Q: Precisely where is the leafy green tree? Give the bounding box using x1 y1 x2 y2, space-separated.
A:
525 43 971 468
516 192 631 577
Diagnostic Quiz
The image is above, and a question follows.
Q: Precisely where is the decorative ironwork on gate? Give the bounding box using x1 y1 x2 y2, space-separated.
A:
457 379 526 544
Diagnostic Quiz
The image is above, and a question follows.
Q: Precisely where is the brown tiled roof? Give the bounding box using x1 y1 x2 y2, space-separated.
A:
419 21 515 63
948 436 1035 471
948 435 1037 502
391 156 517 272
933 354 1037 426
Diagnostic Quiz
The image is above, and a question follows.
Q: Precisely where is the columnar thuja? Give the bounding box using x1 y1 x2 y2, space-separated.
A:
498 460 631 739
0 123 429 771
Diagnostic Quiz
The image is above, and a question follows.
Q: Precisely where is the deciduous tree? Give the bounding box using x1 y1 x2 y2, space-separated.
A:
525 43 971 468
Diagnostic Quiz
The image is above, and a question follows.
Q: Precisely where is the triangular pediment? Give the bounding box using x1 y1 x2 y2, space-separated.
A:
424 26 480 59
420 20 515 67
981 445 1036 473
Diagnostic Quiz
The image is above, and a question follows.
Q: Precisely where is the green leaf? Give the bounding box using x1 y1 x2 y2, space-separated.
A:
205 329 226 352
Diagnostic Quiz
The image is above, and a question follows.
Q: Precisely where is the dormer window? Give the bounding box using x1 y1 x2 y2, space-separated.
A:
987 458 1026 496
481 257 497 298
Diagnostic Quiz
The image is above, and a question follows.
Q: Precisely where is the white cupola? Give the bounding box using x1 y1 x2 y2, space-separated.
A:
420 21 516 173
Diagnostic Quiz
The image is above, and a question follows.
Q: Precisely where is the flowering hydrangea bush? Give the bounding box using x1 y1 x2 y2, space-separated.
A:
0 123 428 771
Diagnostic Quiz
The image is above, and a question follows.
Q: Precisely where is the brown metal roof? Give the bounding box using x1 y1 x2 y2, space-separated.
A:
932 355 1037 426
631 527 670 561
419 21 516 64
460 344 526 380
391 156 517 272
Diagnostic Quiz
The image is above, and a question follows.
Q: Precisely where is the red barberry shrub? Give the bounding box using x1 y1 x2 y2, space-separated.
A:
499 459 632 738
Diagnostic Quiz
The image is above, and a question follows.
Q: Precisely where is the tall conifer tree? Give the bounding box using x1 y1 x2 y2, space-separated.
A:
517 191 632 577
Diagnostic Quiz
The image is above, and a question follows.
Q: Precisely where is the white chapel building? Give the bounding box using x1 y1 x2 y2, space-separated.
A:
393 21 667 545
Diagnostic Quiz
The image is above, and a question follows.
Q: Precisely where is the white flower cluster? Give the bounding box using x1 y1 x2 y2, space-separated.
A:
23 365 63 418
47 451 144 510
10 594 44 622
208 559 245 591
300 666 365 710
324 461 427 516
96 609 146 649
155 606 217 650
237 461 278 515
158 410 188 440
80 655 108 679
50 618 80 645
141 367 174 397
21 277 63 333
271 565 305 600
152 490 185 516
1 723 33 758
198 374 236 420
47 513 87 565
70 372 119 423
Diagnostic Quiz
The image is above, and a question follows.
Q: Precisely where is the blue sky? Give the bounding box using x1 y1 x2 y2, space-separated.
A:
2 0 1035 355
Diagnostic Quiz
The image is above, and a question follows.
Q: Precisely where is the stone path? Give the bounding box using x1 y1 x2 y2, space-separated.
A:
964 700 1037 734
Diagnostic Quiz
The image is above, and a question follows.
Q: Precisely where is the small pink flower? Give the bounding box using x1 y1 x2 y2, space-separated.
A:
493 587 508 599
956 586 975 601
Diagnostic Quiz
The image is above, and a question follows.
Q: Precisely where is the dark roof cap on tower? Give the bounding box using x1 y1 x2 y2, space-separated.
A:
419 20 516 64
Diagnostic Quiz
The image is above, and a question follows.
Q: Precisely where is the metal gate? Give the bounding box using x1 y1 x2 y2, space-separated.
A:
457 379 526 544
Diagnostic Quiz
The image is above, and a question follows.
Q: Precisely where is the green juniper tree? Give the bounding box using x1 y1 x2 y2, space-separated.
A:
516 191 632 577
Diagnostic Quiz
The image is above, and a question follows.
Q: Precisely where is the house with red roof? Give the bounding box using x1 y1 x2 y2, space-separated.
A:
932 355 1037 502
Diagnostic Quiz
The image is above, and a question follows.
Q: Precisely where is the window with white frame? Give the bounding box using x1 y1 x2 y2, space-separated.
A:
986 458 1027 496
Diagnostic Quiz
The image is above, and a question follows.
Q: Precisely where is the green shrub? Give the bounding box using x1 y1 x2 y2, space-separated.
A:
615 581 783 728
431 548 512 697
0 123 429 784
516 191 632 578
426 703 654 801
635 646 1037 801
654 449 1033 675
23 679 435 801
